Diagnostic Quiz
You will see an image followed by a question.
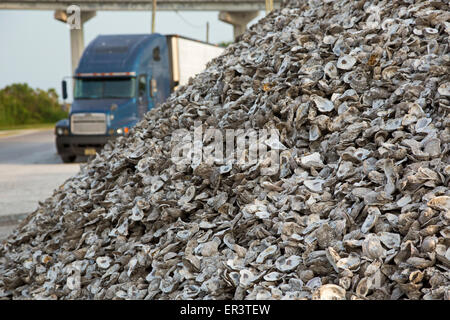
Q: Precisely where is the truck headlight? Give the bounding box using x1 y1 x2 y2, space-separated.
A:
56 128 69 135
115 127 129 136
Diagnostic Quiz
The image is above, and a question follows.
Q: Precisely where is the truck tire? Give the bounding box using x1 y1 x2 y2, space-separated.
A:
61 155 76 163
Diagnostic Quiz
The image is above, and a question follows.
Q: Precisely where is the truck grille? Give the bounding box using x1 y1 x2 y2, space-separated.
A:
71 113 107 135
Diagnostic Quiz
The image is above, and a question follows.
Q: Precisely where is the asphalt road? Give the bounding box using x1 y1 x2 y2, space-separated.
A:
0 129 65 165
0 224 17 241
0 129 81 238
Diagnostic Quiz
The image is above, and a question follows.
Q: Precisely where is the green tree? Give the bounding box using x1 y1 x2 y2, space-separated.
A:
217 41 233 48
0 83 68 127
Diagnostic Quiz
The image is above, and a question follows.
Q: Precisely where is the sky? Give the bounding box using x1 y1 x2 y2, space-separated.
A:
0 10 263 101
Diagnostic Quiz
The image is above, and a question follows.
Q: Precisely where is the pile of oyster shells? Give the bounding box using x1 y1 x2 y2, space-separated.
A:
1 0 449 300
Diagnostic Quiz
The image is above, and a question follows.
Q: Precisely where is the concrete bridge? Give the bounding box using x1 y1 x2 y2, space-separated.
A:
0 0 279 11
0 1 281 76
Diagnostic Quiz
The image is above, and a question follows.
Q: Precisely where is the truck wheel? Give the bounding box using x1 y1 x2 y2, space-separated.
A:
61 155 76 163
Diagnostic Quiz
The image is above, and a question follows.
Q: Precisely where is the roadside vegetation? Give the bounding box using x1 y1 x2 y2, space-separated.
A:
218 41 232 48
0 83 68 129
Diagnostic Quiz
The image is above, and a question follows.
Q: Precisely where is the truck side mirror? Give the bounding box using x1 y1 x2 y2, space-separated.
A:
62 80 68 100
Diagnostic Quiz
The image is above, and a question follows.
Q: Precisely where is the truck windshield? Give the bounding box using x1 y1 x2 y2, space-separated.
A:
74 77 135 99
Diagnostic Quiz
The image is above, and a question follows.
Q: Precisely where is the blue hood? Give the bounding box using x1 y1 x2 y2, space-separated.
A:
71 98 139 129
71 98 131 113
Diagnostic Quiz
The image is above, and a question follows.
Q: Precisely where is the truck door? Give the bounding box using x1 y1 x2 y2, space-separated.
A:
137 74 148 119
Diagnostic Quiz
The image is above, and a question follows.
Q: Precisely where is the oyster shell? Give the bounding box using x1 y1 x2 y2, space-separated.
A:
312 95 334 113
336 55 356 70
312 284 346 300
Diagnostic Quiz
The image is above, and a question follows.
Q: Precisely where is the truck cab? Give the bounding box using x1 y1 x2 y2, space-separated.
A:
55 33 171 162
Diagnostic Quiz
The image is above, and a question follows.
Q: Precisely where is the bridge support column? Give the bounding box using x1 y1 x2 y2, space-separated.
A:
219 11 258 40
54 10 96 76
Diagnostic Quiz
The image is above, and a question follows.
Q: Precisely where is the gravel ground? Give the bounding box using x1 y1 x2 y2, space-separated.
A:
0 129 80 218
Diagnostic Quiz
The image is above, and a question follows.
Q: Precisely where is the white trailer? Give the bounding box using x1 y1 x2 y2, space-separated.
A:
168 35 225 90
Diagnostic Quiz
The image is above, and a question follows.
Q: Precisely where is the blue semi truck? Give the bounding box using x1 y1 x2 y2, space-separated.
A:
55 33 223 162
